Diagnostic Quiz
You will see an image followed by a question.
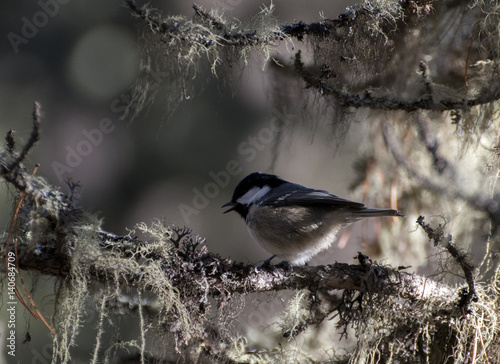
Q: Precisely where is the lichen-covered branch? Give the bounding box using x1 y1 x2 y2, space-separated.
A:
126 0 285 48
293 50 500 111
12 230 453 303
125 0 438 48
125 0 500 119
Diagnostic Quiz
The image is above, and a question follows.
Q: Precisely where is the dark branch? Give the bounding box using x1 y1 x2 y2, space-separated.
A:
0 103 44 200
414 114 453 176
0 104 75 214
5 129 15 153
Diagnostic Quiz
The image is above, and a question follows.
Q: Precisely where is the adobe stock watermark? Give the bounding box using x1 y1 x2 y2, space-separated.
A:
6 251 18 357
7 0 71 54
178 107 296 224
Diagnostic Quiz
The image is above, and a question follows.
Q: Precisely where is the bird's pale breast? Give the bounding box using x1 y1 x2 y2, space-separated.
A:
246 205 349 265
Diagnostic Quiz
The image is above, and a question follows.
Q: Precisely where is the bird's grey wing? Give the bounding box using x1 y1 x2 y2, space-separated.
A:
262 184 365 209
262 183 403 217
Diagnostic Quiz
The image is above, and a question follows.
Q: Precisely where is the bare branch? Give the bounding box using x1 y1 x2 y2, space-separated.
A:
414 114 453 176
417 216 477 309
9 102 40 171
0 103 45 201
5 129 15 153
0 104 73 209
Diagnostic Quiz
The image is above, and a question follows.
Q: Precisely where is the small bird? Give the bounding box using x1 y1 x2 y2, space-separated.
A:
222 172 403 266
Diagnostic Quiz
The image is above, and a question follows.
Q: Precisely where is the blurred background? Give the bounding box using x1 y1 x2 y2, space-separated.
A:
0 0 418 362
0 0 366 267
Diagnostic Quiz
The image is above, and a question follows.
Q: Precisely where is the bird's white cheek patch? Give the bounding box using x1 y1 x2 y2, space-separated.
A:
236 186 271 205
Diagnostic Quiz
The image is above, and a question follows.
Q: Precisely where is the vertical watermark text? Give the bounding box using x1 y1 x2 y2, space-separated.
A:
6 251 17 357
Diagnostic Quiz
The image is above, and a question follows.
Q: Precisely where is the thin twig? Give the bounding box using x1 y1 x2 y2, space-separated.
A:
8 102 40 171
5 129 15 153
0 105 46 201
416 216 477 309
125 0 161 30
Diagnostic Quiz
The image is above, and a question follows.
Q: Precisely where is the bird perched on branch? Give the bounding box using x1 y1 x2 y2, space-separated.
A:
223 172 403 266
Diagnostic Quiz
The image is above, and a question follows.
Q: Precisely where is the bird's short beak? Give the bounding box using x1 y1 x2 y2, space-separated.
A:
222 201 237 214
